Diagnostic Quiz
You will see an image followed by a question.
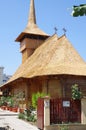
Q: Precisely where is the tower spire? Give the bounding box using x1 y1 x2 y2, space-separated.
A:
27 0 36 26
15 0 49 42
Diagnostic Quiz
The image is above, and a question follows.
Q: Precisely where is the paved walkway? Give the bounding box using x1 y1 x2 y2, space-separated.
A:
0 109 38 130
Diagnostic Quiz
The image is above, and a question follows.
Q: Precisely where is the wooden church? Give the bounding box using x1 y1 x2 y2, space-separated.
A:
1 0 86 108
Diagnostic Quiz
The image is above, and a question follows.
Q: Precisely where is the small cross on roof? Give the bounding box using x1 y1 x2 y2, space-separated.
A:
54 27 58 34
63 28 67 35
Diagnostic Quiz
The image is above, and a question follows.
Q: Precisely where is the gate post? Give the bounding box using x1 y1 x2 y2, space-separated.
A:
81 97 86 124
44 97 50 130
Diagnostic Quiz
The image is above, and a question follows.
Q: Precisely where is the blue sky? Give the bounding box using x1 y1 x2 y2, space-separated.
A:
0 0 86 75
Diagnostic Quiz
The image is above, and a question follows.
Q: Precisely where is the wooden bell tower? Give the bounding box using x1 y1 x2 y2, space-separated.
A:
15 0 49 63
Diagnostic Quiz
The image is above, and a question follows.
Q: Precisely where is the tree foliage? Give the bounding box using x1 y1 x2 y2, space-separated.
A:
72 4 86 17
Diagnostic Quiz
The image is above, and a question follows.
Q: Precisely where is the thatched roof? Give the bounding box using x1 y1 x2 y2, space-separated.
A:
15 24 49 42
4 34 86 86
16 0 49 42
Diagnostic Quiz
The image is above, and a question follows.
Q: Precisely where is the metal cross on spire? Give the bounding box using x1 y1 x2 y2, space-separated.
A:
63 28 67 35
54 27 58 34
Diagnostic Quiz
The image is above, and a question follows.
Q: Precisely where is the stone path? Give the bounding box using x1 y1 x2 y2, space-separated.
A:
0 109 38 130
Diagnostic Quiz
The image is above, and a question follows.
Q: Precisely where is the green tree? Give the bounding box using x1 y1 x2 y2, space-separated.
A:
72 4 86 17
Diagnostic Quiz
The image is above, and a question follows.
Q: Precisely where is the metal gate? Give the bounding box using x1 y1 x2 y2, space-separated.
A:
50 98 81 124
37 98 81 130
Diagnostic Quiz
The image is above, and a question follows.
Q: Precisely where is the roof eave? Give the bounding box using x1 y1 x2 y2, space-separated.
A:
15 32 49 42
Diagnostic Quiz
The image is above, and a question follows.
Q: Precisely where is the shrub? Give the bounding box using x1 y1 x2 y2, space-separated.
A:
0 96 8 106
59 125 69 130
18 109 37 122
71 84 83 100
32 92 48 109
18 113 25 120
27 114 36 122
7 96 14 107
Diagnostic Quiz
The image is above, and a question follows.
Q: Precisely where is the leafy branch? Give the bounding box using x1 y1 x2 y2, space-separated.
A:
72 4 86 17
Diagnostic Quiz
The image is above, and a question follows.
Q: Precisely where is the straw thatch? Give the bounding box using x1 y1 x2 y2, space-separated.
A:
15 24 49 42
5 34 86 85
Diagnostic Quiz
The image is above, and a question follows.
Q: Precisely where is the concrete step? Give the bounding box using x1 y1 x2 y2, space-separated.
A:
45 124 86 130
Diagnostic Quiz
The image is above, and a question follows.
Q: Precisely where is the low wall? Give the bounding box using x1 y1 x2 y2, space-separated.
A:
44 124 86 130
